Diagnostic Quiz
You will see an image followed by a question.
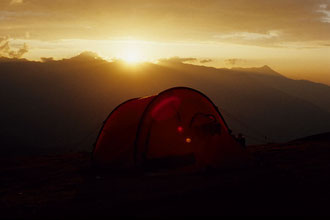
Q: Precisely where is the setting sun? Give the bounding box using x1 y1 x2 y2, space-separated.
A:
119 44 144 64
122 51 141 63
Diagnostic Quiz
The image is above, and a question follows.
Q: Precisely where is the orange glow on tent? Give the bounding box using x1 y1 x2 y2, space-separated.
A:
151 96 180 121
185 137 192 143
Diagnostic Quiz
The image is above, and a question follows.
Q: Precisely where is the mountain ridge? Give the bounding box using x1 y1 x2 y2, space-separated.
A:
1 55 330 155
231 65 283 77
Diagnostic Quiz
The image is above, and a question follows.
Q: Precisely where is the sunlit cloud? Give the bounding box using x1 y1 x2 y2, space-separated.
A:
0 10 48 22
0 36 28 58
1 0 329 46
158 57 198 63
200 59 212 64
216 31 280 41
318 4 330 23
224 58 247 67
10 0 23 5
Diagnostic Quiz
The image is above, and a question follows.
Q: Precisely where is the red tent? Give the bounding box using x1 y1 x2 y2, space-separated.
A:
92 87 248 172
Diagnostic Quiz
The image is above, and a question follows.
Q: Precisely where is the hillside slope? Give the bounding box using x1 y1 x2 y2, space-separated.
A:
1 133 330 217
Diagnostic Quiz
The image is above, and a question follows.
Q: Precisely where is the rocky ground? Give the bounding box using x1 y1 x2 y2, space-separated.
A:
1 133 330 217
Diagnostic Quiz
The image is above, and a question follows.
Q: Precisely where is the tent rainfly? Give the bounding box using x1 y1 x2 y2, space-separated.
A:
92 87 248 172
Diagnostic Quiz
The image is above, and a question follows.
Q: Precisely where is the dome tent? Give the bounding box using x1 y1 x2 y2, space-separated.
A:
92 87 248 172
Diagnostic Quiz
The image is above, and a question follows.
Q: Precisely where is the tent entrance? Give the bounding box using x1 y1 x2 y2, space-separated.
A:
142 113 197 170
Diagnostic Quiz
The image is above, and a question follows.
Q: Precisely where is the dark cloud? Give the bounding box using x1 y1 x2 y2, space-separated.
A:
0 36 28 58
224 58 247 66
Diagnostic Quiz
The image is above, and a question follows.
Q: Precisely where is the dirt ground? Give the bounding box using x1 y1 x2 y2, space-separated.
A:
1 133 330 217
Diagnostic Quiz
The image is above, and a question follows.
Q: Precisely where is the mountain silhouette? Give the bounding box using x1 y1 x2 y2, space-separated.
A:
66 51 105 62
232 65 282 77
1 53 330 156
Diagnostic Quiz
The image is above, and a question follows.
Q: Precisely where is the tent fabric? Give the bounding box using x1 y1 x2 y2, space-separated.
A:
93 87 247 171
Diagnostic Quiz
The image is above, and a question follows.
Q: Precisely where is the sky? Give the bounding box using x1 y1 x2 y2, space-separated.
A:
1 0 330 84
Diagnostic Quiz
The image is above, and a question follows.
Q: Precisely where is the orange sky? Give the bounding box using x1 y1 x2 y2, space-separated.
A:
1 0 330 84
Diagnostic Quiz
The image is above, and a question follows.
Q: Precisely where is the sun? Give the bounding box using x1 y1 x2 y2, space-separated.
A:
123 51 141 63
120 46 143 64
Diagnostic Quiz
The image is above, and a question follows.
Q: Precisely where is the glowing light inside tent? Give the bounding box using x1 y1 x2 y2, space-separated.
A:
185 137 192 143
177 126 184 133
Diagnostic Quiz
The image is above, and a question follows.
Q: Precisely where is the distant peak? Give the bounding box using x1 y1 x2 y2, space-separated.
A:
69 51 104 61
257 65 281 75
260 65 272 70
232 65 282 77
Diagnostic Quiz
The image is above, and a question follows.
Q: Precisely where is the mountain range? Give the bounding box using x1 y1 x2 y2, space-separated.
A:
1 52 330 156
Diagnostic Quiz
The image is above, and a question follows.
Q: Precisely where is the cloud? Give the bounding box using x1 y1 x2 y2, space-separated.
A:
0 37 10 51
318 4 330 23
10 0 23 5
0 36 29 58
9 43 28 58
224 58 247 66
158 57 198 63
63 51 106 63
200 59 212 64
215 31 280 43
158 57 214 65
41 57 54 62
1 0 329 47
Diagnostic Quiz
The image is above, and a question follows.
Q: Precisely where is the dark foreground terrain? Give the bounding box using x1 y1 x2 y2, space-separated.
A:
1 133 330 217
